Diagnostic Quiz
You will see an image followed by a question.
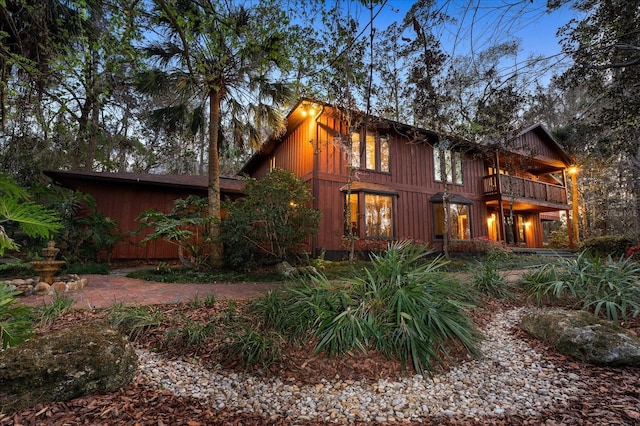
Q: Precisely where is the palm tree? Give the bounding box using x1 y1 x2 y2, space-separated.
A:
139 0 293 267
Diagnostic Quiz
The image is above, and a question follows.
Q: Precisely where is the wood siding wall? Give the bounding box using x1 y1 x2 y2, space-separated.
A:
73 182 206 259
272 111 491 253
513 130 565 163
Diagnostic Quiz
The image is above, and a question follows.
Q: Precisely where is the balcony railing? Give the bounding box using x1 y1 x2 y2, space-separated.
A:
483 174 568 205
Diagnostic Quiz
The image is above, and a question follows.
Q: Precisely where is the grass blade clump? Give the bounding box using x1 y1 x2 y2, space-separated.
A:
520 251 640 321
34 294 75 326
254 240 481 375
106 303 165 341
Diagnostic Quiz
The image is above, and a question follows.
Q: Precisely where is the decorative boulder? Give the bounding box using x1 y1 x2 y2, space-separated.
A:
521 308 640 366
0 322 138 413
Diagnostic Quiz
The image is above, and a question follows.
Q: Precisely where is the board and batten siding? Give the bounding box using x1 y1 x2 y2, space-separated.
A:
71 182 196 259
263 112 491 253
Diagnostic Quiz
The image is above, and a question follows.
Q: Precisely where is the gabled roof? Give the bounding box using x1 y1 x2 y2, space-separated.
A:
240 98 443 175
516 123 572 166
44 170 246 194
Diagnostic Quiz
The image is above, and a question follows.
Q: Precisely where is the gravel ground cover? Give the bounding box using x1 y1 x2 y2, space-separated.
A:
2 299 639 425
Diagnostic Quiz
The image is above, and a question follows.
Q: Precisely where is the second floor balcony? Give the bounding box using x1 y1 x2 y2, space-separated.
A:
483 174 569 210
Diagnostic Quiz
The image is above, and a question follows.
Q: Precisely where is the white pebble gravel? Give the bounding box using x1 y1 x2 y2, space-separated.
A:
136 308 584 423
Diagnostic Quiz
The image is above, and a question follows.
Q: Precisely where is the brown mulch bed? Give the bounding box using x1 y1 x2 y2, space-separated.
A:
2 299 640 425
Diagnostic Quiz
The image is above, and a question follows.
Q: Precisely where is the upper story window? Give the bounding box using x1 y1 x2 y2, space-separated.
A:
351 133 360 169
434 146 463 185
380 136 390 172
351 130 391 173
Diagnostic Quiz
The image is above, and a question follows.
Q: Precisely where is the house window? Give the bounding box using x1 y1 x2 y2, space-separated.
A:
350 130 391 173
345 193 359 235
351 132 360 168
380 136 390 172
433 202 471 240
434 146 463 184
344 190 395 238
365 134 376 170
364 194 393 237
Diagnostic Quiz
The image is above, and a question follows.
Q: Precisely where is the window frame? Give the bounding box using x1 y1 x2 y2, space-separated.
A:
350 130 391 173
433 146 463 185
343 190 396 239
432 201 472 241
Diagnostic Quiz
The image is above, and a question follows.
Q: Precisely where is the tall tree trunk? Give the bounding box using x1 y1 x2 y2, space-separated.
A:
208 88 224 267
84 49 100 171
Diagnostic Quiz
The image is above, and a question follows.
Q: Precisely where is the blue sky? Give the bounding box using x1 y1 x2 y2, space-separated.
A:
367 0 577 82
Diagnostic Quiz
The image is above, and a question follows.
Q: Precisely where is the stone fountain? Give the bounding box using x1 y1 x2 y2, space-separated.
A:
31 241 66 284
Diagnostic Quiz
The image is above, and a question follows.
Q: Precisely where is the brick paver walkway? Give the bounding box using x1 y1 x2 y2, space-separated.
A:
20 273 283 309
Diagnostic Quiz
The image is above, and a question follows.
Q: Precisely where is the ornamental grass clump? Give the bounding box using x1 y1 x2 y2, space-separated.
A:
520 251 640 321
106 303 166 341
254 240 481 375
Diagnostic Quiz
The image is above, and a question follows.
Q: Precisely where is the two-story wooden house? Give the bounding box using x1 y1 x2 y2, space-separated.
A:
241 99 572 258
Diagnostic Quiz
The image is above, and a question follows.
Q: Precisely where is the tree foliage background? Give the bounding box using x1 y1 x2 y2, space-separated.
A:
0 0 638 241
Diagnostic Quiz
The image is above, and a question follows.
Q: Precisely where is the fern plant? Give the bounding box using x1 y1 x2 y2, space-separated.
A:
0 174 62 255
0 284 34 349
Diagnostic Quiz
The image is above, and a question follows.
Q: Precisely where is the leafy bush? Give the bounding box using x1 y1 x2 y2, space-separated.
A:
253 240 480 375
52 191 121 263
448 237 512 256
580 235 638 257
0 261 34 278
0 284 34 348
137 195 212 270
106 303 166 341
520 251 640 321
547 225 569 249
64 262 110 275
221 168 321 270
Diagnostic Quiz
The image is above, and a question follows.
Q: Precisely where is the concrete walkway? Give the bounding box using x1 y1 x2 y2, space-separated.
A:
19 273 283 309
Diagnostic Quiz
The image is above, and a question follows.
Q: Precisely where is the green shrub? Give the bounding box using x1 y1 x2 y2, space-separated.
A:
137 195 212 270
221 168 321 270
64 262 110 275
52 191 121 263
547 225 569 249
0 261 34 279
0 284 34 348
254 240 480 375
106 303 165 341
580 235 638 257
520 252 640 321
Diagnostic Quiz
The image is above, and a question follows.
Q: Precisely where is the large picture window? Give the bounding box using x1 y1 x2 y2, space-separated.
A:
364 194 393 237
433 202 471 240
343 186 396 238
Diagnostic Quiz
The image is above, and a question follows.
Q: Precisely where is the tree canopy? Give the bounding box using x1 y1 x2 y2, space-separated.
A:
0 0 637 240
